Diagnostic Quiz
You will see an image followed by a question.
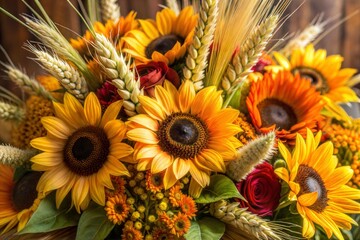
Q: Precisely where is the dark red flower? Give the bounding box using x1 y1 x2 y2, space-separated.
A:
236 162 281 217
136 61 180 97
96 81 121 108
251 53 274 73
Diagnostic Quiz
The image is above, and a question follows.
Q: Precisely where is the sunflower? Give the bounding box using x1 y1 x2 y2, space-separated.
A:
126 80 242 197
0 164 43 233
30 92 134 212
246 71 324 144
272 44 358 103
122 7 198 65
275 129 360 240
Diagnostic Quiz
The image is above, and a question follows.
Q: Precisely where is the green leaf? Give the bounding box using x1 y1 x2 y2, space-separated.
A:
20 193 80 234
195 175 244 204
185 217 225 240
76 204 114 240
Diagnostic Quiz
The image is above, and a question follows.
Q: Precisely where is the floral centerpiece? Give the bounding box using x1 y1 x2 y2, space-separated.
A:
0 0 360 239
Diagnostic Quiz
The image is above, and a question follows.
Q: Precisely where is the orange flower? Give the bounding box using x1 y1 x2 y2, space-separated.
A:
169 185 183 207
105 176 126 198
105 194 130 224
179 195 197 218
121 225 144 240
170 213 191 237
246 71 324 144
146 171 164 193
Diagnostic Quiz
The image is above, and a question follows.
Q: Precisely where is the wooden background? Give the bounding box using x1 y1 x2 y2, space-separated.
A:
0 0 359 93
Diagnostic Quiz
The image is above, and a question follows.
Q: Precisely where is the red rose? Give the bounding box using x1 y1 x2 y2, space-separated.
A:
96 81 121 107
136 61 180 97
236 162 281 217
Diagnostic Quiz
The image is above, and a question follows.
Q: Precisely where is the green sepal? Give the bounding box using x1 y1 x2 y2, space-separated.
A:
196 174 244 204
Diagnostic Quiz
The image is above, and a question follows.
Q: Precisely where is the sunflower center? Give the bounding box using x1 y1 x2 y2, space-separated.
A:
64 126 110 176
115 204 124 214
292 67 329 94
12 172 42 211
295 165 328 212
257 98 297 130
158 113 209 159
146 34 184 58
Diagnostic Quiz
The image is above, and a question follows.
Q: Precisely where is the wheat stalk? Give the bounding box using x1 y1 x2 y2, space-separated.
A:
182 0 218 92
226 131 276 182
100 0 120 23
0 145 37 168
31 48 89 100
24 17 99 91
94 33 142 116
3 65 56 101
210 200 282 240
0 101 25 122
222 15 278 96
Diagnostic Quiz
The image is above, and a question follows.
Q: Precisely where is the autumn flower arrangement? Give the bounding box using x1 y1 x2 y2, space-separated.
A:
0 0 360 240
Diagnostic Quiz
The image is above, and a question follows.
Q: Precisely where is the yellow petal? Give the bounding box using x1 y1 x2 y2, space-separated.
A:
325 166 354 190
301 216 315 239
151 151 173 174
39 167 69 192
128 114 159 132
104 120 127 140
273 52 291 70
56 176 76 208
138 95 167 121
30 137 65 152
188 161 209 188
298 192 317 207
137 144 161 159
105 156 130 176
72 177 90 213
172 158 190 180
178 80 195 113
127 128 159 144
139 19 160 40
109 142 134 159
90 175 105 205
100 100 123 128
84 92 101 126
63 93 86 127
31 152 63 166
155 85 173 115
198 149 225 172
274 167 289 182
163 167 178 189
41 116 72 139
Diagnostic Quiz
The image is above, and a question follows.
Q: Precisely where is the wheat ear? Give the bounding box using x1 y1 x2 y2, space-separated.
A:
210 200 282 240
100 0 120 23
94 33 142 116
222 15 278 95
166 0 180 15
0 145 37 168
182 0 218 91
24 17 99 90
3 65 55 101
31 48 89 100
0 101 25 122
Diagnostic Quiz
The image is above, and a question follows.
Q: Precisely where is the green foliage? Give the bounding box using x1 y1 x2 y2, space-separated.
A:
185 217 225 240
195 174 244 204
20 193 80 234
76 203 114 240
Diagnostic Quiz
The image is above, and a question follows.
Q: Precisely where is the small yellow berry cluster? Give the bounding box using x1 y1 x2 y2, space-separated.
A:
104 164 197 239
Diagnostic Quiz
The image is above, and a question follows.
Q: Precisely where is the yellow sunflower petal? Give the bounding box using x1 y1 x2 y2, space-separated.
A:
301 215 316 239
72 177 90 212
274 167 289 182
156 8 175 35
298 192 317 207
100 98 122 126
163 167 178 190
109 142 134 159
155 84 173 115
30 152 63 167
325 166 354 190
63 93 86 127
273 52 291 70
127 114 159 132
56 176 76 209
178 80 196 113
106 156 130 176
188 161 210 188
196 150 225 172
172 158 190 180
151 151 173 174
104 120 127 140
90 175 105 205
39 167 69 192
127 128 159 144
137 144 161 159
30 137 65 153
84 92 102 126
138 95 167 121
139 19 160 40
41 116 72 139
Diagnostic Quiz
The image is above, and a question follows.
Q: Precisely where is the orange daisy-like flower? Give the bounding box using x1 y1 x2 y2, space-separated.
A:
105 176 126 198
146 171 164 193
70 11 138 56
169 185 183 207
179 195 197 218
126 81 242 197
169 213 191 237
105 194 130 224
122 7 198 65
246 71 325 144
0 165 43 233
121 225 144 240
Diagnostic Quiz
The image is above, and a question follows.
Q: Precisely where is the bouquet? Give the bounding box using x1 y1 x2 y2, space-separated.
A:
0 0 360 239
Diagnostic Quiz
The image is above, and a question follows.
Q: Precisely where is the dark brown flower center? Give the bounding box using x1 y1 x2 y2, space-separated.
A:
115 204 124 214
64 126 110 176
146 34 184 58
258 98 297 130
158 113 209 159
295 165 328 212
292 67 329 94
12 172 42 211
